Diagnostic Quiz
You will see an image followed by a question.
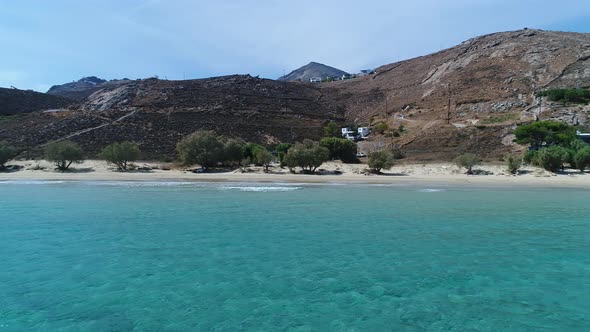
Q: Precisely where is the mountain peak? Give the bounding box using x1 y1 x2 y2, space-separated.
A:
279 62 349 82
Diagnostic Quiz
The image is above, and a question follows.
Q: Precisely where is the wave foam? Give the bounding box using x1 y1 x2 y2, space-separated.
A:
417 188 446 192
219 186 302 192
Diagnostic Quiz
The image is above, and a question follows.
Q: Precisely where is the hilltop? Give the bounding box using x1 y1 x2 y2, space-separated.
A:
279 62 349 82
47 76 131 101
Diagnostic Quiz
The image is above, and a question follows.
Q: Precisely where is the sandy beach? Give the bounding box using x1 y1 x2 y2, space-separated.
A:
1 159 589 188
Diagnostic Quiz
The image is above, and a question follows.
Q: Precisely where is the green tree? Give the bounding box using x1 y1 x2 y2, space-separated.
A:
242 143 265 161
320 137 358 163
0 141 17 170
536 146 569 172
176 131 224 169
99 141 140 171
367 151 394 173
455 153 481 175
514 121 575 149
283 139 330 174
254 149 273 172
506 155 522 175
223 138 245 166
323 121 341 138
45 140 84 171
275 143 292 166
574 147 590 172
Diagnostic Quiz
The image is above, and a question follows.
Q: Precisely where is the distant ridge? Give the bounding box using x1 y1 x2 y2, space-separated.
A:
0 87 72 115
278 62 349 82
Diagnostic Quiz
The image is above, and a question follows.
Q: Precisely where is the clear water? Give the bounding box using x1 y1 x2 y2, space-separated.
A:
1 181 589 331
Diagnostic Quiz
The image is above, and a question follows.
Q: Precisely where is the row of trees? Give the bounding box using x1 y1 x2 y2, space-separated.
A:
515 121 590 172
0 140 141 172
537 88 590 104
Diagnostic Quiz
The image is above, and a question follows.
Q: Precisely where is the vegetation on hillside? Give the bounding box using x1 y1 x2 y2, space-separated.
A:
537 88 590 104
514 121 576 149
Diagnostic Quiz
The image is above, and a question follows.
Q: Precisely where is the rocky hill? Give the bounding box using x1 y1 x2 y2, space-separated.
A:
0 75 344 158
2 29 590 161
324 29 590 159
47 76 131 101
279 62 349 82
0 88 72 115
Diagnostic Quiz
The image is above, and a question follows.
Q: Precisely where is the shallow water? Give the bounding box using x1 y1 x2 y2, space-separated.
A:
1 181 589 331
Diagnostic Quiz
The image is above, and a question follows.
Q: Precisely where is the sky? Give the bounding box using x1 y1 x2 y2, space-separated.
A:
1 0 590 92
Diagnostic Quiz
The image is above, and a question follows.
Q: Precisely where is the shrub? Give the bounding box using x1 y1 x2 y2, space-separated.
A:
320 137 358 163
0 141 17 170
283 139 329 174
390 146 405 160
455 153 481 175
506 155 522 175
323 121 340 138
373 122 388 134
254 149 273 172
536 146 569 172
367 151 394 173
100 141 140 171
176 131 224 169
574 147 590 172
523 150 539 165
45 140 84 171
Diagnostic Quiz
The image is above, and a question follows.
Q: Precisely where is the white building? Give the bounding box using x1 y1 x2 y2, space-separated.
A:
341 127 354 136
577 130 590 144
357 127 370 137
309 77 322 83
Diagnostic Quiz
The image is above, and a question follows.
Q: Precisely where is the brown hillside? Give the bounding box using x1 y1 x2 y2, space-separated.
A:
324 29 590 159
0 75 344 158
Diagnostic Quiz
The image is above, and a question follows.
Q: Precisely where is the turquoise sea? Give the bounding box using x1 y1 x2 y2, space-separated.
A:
0 181 589 331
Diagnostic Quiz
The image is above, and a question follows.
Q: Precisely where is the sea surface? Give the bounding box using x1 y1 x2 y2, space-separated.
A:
0 181 589 331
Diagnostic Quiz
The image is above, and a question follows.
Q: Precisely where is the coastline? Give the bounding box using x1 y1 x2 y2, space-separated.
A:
1 160 590 188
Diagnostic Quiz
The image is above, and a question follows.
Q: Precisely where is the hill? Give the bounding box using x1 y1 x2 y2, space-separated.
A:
47 76 131 101
0 75 344 158
279 62 349 82
323 29 590 159
0 88 72 115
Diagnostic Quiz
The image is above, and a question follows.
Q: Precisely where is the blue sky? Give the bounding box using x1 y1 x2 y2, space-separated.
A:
1 0 590 92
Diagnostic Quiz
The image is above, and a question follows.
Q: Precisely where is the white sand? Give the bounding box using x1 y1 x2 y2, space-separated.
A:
1 160 589 187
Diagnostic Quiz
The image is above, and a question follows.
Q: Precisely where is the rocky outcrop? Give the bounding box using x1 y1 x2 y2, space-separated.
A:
47 76 131 101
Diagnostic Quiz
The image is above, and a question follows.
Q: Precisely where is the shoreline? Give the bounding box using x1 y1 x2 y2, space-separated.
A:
1 160 589 188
